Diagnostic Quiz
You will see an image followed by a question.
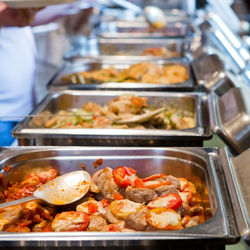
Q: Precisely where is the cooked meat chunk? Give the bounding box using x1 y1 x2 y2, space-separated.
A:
108 95 147 115
3 223 31 232
105 206 121 224
87 215 107 231
176 204 188 217
125 207 147 231
106 199 144 223
155 184 178 197
144 224 159 231
163 175 181 190
125 186 157 203
188 206 204 216
82 102 105 115
0 205 22 230
92 167 121 200
32 219 50 232
51 211 89 232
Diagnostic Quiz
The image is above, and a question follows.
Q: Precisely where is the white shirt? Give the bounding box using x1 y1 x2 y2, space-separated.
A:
0 26 36 121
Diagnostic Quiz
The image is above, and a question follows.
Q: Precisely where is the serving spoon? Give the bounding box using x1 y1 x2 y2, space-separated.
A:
144 6 167 29
0 170 91 209
114 107 166 125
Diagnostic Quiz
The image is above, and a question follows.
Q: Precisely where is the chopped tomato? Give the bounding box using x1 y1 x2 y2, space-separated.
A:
143 174 166 182
146 207 182 230
143 180 171 189
104 222 124 232
112 166 137 188
147 193 182 210
100 199 109 207
88 202 99 214
134 178 145 188
108 224 120 232
142 174 171 189
131 96 143 107
114 192 124 200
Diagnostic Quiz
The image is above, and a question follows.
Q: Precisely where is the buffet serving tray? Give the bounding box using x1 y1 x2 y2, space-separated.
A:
0 146 241 246
47 58 195 91
97 21 190 39
94 38 186 58
12 90 212 146
100 9 191 23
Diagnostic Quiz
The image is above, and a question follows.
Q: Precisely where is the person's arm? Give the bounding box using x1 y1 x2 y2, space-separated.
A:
0 2 41 27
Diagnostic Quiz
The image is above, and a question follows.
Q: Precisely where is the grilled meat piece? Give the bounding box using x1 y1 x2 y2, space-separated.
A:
188 206 204 217
92 167 121 200
125 186 157 203
155 184 178 197
87 215 107 231
124 207 147 231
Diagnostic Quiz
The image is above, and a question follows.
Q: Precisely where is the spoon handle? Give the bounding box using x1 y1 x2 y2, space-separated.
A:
0 196 37 209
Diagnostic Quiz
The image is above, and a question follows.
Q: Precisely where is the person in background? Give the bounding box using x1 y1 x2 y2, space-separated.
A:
0 1 92 146
0 2 39 146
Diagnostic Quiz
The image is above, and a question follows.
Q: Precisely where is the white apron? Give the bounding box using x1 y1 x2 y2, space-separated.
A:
0 26 36 121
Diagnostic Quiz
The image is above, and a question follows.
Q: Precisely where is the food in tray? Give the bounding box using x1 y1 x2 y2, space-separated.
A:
0 166 211 232
61 62 188 84
29 95 195 129
140 47 180 57
114 47 180 58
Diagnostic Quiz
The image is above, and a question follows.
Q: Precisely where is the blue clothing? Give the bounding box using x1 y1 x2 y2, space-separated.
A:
0 121 17 146
0 27 36 145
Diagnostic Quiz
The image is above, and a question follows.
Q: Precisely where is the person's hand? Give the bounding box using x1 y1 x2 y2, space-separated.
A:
0 2 42 27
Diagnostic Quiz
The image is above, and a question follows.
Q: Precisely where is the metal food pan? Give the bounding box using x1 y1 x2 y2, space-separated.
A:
95 38 186 58
12 90 212 146
0 147 240 246
100 9 191 23
47 58 194 91
97 21 190 38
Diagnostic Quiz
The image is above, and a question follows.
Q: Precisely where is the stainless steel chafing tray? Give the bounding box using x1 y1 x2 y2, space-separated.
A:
100 9 191 24
209 87 250 154
12 90 212 146
47 58 194 92
0 146 248 246
94 38 186 58
63 38 188 61
96 20 190 39
191 54 235 94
